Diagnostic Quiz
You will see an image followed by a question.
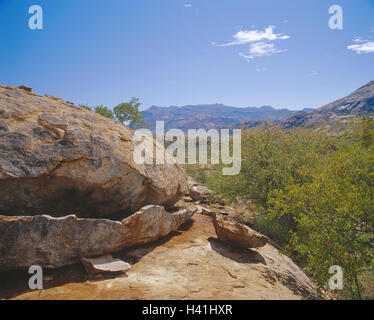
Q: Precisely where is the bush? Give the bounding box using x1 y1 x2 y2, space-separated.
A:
267 118 374 299
188 118 374 299
205 126 333 208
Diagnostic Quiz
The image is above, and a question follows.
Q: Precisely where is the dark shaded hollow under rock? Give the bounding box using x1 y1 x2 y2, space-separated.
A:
0 175 173 220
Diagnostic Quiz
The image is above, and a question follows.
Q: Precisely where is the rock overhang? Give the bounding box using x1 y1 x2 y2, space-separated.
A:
0 205 196 271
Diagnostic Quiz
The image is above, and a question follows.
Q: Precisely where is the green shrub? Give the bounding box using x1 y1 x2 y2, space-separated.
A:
188 118 374 299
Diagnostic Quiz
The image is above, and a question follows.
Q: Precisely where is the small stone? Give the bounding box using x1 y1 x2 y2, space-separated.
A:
189 186 213 202
196 205 212 216
18 85 32 92
81 254 131 274
212 213 268 248
182 196 194 202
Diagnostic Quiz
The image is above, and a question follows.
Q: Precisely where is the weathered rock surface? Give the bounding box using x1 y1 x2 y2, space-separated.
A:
212 213 268 248
5 214 321 300
0 205 195 271
0 85 188 219
81 255 131 274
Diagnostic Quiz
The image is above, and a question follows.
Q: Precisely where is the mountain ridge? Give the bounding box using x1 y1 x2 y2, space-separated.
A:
143 104 301 131
281 80 374 128
143 81 374 131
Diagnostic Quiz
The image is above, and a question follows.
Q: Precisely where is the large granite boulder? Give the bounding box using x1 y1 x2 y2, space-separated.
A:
0 85 188 219
0 205 195 271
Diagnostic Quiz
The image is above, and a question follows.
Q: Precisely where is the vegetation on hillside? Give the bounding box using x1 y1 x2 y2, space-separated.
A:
188 118 374 299
79 97 148 128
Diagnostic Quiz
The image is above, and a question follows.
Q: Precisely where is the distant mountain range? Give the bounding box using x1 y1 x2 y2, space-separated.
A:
143 104 308 131
143 81 374 132
281 80 374 128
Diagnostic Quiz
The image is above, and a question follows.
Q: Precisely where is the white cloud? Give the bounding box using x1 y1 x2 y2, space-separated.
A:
348 28 374 54
347 40 374 54
215 26 290 47
214 25 289 61
239 42 286 61
184 3 192 7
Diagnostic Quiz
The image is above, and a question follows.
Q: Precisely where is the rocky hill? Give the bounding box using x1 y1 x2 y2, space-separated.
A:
281 80 374 128
0 85 321 300
143 104 296 131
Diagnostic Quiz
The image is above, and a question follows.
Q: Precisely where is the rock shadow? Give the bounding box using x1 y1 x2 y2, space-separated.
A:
115 218 194 264
177 218 195 231
115 231 182 264
208 237 267 265
0 263 88 299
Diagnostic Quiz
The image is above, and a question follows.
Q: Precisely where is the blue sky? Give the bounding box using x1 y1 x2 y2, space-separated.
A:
0 0 373 110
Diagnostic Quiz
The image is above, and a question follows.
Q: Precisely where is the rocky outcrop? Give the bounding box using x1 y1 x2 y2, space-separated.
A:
7 213 321 300
212 213 268 248
0 205 195 271
0 85 188 219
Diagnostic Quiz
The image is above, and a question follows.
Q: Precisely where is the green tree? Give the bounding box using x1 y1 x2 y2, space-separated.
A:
79 104 92 111
113 97 148 128
94 105 114 119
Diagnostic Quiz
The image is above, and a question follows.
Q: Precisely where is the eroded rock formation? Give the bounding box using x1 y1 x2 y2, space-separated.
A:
0 205 195 271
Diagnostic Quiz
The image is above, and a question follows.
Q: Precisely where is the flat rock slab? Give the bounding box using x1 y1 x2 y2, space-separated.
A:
0 205 195 271
81 255 131 274
212 213 268 248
